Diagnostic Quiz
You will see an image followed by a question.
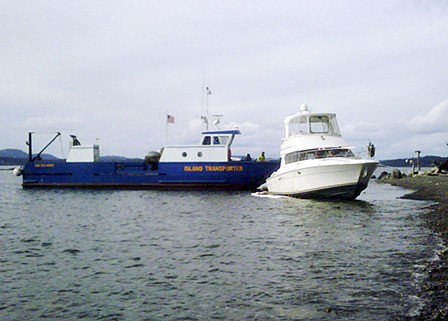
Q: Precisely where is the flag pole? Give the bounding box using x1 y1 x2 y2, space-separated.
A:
204 87 212 130
165 113 168 145
165 112 168 145
202 69 205 115
165 113 175 145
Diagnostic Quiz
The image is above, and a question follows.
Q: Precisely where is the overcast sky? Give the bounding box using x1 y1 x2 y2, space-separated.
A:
1 0 448 160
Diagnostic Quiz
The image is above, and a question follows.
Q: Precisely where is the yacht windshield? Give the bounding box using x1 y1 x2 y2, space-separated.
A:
329 116 341 136
285 148 355 164
286 114 341 137
286 115 308 137
310 116 329 133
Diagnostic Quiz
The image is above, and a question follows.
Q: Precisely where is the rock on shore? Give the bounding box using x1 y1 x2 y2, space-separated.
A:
379 173 448 320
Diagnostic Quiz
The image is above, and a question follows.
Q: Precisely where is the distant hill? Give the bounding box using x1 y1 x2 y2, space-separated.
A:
0 149 59 160
101 156 143 162
0 149 142 165
1 148 444 167
380 155 446 168
0 149 60 165
0 149 28 159
0 149 29 165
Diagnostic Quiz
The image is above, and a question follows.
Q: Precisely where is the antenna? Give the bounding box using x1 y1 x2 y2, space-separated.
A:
205 86 212 116
201 69 205 115
201 86 213 130
212 114 223 129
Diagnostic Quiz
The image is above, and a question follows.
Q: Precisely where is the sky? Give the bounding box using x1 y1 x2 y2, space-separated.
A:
1 0 448 160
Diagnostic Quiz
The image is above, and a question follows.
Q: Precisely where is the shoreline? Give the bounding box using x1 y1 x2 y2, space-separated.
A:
379 174 448 320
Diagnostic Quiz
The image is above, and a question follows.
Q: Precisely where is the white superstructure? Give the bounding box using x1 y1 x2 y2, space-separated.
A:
159 130 237 162
266 104 378 199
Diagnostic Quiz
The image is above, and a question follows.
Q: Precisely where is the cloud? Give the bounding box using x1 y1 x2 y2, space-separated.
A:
341 121 382 140
21 116 84 132
408 99 448 134
179 119 278 157
1 1 448 160
226 121 260 134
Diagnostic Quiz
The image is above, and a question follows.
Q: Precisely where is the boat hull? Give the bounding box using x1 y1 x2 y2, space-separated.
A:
21 160 280 190
266 159 378 199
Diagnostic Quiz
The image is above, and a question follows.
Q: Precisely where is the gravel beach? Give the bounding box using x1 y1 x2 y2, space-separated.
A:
380 174 448 320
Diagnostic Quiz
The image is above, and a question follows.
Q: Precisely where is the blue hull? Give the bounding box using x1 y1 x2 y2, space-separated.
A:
21 160 280 190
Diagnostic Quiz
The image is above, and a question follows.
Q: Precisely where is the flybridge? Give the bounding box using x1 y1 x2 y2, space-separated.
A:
284 112 341 138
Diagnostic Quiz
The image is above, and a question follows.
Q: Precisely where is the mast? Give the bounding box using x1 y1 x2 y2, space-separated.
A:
27 132 33 162
27 132 61 162
201 86 212 130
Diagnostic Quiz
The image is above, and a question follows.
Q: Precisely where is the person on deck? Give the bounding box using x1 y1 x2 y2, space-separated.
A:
257 152 265 162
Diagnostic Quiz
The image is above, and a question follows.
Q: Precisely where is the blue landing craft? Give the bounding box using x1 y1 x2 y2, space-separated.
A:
15 130 279 190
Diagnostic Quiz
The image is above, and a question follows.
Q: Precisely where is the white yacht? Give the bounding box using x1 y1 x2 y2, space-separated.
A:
266 104 378 199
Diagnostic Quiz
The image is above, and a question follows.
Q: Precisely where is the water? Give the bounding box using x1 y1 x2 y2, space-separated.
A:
0 167 441 320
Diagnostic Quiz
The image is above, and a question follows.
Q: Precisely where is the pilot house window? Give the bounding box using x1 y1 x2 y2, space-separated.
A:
309 116 329 133
202 136 211 145
203 136 230 145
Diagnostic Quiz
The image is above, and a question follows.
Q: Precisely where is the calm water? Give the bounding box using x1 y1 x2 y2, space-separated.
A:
0 167 441 320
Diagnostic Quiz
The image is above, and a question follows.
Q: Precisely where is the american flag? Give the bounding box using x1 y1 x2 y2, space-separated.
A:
167 114 175 124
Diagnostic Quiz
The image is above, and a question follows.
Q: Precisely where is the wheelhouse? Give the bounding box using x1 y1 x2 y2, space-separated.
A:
159 129 241 162
200 129 240 147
